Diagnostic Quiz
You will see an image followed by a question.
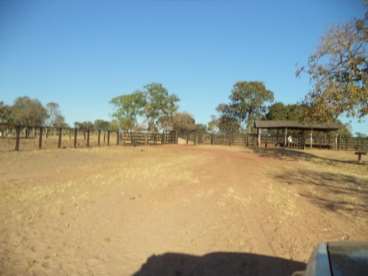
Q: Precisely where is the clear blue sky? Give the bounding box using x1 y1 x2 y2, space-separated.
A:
0 0 367 133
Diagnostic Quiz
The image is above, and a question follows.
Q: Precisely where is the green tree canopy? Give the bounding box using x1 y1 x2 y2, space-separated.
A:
216 104 241 135
144 83 179 131
94 119 111 130
11 97 48 126
110 91 146 131
0 101 12 124
229 81 274 130
266 102 310 122
74 121 94 130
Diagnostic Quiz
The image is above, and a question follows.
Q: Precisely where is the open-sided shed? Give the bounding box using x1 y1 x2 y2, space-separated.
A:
254 120 340 149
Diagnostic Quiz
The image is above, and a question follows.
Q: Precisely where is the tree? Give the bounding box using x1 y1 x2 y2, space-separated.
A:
0 101 12 124
355 131 367 138
266 102 310 122
94 119 111 131
74 121 94 130
144 83 179 131
11 96 48 126
171 112 196 135
216 104 240 135
207 115 219 134
229 81 274 130
298 9 368 120
110 91 146 131
46 102 67 128
195 124 208 135
265 102 288 120
217 114 240 136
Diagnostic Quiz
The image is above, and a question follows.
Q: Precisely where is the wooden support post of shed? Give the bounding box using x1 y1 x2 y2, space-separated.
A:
86 129 90 147
186 133 189 144
74 128 78 148
38 127 43 149
257 128 261 147
116 130 119 145
58 128 62 148
335 133 339 150
15 126 20 151
284 128 288 147
310 129 313 148
97 130 101 146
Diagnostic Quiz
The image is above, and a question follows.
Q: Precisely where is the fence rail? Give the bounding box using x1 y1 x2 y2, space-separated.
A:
179 132 368 151
0 124 177 152
0 123 366 152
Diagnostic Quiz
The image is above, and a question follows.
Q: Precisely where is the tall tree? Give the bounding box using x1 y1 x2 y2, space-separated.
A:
298 8 368 120
110 91 146 131
229 81 274 130
171 112 196 135
144 83 179 131
11 97 48 126
46 102 67 127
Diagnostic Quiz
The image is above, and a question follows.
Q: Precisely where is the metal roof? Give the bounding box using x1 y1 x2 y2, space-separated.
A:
254 120 340 130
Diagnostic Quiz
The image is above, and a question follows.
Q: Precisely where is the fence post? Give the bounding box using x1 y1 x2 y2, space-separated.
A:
107 130 110 146
15 126 21 151
98 130 101 146
132 132 136 147
58 128 62 148
74 128 78 148
86 129 90 147
39 127 43 149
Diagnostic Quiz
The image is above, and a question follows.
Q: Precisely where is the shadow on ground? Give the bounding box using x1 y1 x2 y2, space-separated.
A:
274 168 368 217
133 252 306 276
253 148 367 165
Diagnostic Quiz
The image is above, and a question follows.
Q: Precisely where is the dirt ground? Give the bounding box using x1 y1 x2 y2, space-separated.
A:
0 145 367 275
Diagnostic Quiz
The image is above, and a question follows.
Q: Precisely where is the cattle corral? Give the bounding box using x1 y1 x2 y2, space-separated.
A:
0 144 367 275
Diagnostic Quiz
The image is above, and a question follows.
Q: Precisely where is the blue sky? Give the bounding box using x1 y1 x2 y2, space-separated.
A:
0 0 367 133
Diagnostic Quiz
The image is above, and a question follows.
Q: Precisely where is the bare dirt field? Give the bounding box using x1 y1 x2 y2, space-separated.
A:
0 145 367 275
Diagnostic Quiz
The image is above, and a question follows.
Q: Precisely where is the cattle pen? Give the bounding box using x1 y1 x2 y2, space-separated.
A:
0 122 367 153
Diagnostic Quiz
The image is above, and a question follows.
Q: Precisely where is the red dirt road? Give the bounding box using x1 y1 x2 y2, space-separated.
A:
0 145 367 275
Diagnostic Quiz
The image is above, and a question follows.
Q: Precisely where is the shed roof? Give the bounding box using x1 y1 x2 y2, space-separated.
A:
254 120 340 130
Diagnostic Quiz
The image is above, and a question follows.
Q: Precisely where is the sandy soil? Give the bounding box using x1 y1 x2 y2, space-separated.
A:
0 145 367 275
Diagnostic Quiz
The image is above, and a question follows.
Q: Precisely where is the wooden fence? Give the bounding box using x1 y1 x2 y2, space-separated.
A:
180 132 368 151
0 124 178 152
1 123 366 152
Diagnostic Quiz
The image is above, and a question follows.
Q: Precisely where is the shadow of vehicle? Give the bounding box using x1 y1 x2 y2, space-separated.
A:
133 252 306 276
